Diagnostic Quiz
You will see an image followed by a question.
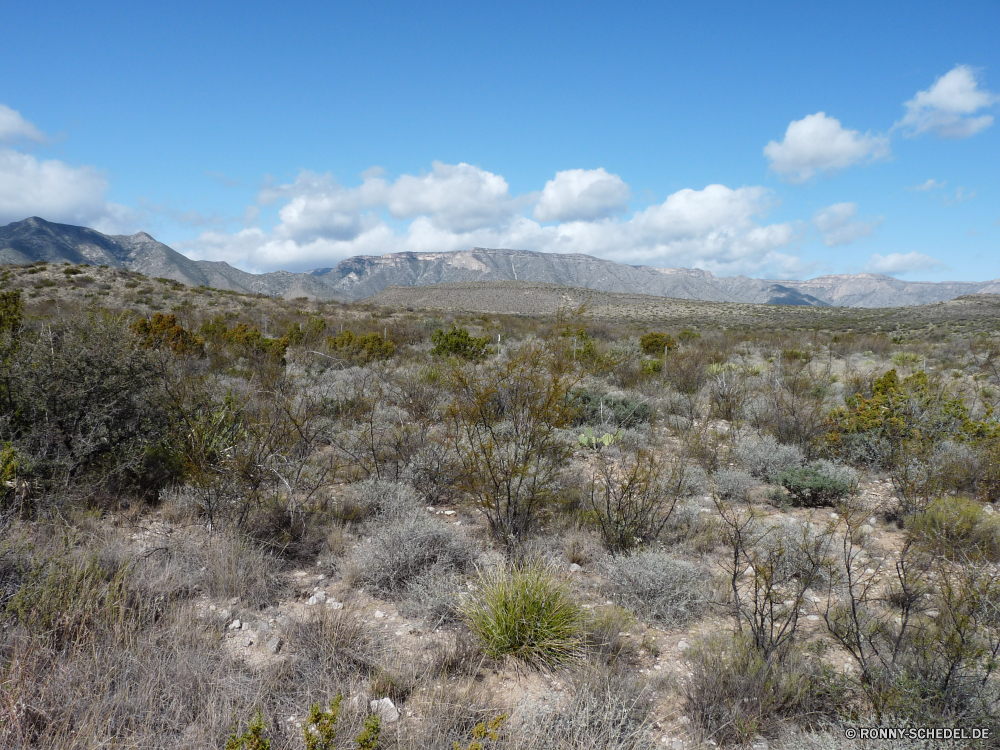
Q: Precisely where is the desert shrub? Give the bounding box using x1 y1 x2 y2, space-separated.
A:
733 434 804 480
1 313 169 499
639 331 678 356
131 312 205 356
713 468 756 504
398 570 466 626
326 329 394 364
514 664 654 749
571 389 653 429
432 325 490 361
283 609 388 682
684 635 846 746
446 341 578 546
460 562 587 668
907 496 1000 562
200 316 289 363
601 550 706 626
354 511 477 599
583 604 634 663
586 447 691 553
775 462 855 507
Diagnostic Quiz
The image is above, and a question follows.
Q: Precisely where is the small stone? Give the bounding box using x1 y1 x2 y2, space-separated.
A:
443 510 456 516
266 637 283 654
568 563 583 573
307 592 327 605
219 608 232 621
806 615 820 621
426 506 435 512
244 637 254 647
984 505 995 515
370 697 400 722
327 600 344 611
868 516 879 525
374 610 386 619
859 524 875 536
751 738 769 750
677 640 690 652
228 619 242 630
241 622 250 631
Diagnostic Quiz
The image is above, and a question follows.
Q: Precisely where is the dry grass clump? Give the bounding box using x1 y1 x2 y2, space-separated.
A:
511 664 655 750
601 550 708 627
683 634 846 746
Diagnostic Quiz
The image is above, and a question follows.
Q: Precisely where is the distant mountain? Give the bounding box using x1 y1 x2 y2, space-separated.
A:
3 217 999 307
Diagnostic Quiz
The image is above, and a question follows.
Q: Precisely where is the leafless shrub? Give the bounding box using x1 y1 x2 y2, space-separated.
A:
601 550 707 626
713 468 757 504
733 434 804 480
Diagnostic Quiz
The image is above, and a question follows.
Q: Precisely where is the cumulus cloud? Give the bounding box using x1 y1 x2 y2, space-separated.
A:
764 112 890 182
865 251 944 275
812 203 882 247
0 105 138 232
897 65 998 138
533 168 630 222
0 105 47 145
180 170 803 278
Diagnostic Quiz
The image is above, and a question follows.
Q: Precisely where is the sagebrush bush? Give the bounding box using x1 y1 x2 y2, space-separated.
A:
601 550 707 626
713 468 756 504
733 434 804 480
775 462 855 507
514 664 654 749
355 506 477 599
460 562 587 668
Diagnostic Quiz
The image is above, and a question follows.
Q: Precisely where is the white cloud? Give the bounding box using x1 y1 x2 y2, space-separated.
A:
383 161 518 232
181 172 803 278
813 203 882 247
533 168 630 222
764 112 890 182
0 105 47 144
0 147 136 230
907 178 945 191
864 251 944 275
897 65 998 138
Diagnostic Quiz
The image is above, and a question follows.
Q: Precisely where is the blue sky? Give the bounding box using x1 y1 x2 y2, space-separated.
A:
1 0 998 280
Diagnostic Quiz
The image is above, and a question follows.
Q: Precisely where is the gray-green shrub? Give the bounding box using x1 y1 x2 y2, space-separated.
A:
601 551 707 626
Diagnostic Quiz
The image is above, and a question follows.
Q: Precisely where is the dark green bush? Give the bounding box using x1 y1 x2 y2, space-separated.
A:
431 325 490 361
775 464 853 507
571 389 653 428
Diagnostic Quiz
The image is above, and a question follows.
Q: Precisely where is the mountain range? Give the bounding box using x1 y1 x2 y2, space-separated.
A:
2 217 998 308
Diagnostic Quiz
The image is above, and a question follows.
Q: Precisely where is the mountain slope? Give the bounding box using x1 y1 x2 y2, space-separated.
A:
2 217 998 307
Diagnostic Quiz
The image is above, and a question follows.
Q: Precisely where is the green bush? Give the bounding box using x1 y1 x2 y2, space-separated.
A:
775 463 854 507
907 496 1000 562
460 562 586 668
571 389 653 428
431 325 490 361
327 329 395 364
639 331 678 356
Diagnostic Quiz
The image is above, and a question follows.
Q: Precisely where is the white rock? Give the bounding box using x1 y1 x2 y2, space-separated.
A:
568 563 583 573
327 600 344 610
374 610 386 619
307 592 327 605
370 697 400 722
677 640 690 652
807 615 820 621
228 619 242 630
265 637 283 654
443 510 456 516
868 516 879 525
984 505 995 515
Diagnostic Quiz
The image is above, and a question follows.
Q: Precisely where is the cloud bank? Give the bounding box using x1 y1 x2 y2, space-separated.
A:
813 203 882 247
865 251 944 275
180 166 803 277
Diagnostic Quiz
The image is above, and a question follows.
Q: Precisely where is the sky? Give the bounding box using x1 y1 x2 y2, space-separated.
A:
1 0 998 281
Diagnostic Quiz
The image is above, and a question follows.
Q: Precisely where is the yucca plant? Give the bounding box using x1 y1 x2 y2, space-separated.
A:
460 562 586 668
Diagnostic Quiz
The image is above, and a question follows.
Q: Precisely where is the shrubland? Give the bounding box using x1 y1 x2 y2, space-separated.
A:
2 263 1000 748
